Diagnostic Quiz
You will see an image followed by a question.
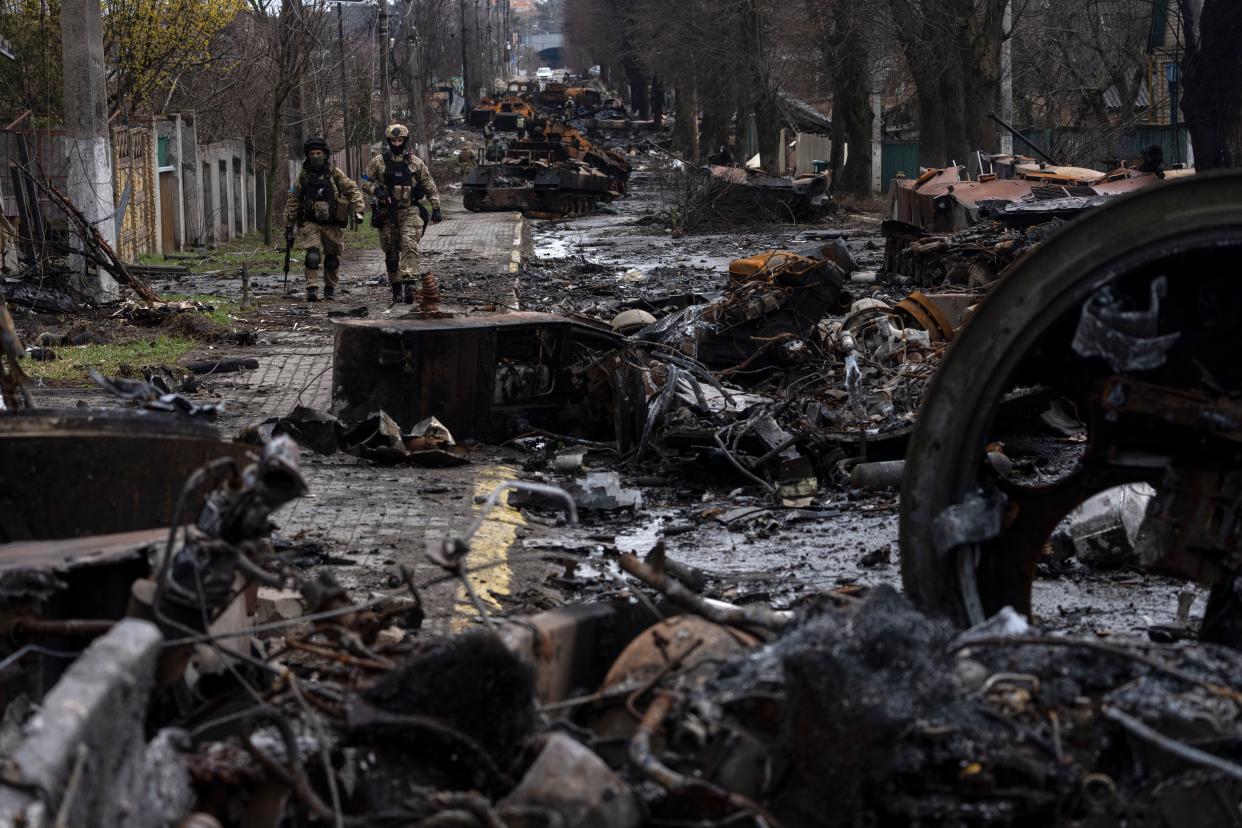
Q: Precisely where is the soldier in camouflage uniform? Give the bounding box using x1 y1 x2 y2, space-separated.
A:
362 124 443 304
283 136 366 302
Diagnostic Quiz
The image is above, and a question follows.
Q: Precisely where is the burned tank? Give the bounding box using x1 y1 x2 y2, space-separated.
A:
463 119 631 216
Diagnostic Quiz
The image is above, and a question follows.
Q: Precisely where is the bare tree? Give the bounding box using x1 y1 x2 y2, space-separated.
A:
1177 0 1242 169
245 0 329 245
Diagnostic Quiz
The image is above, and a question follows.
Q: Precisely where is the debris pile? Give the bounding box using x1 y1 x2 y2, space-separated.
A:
6 488 1241 828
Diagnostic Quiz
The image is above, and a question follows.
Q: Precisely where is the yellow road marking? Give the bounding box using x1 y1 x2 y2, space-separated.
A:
452 465 524 631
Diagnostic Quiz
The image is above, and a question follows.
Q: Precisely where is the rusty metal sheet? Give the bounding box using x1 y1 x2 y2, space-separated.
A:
0 527 167 573
0 410 252 542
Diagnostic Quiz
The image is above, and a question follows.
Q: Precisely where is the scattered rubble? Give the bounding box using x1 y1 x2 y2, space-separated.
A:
3 67 1239 828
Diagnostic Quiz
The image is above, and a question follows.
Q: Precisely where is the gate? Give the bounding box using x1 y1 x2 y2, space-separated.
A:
111 126 158 261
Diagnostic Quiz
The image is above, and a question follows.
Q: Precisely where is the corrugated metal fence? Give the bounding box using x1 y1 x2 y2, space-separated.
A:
1021 125 1190 167
881 141 920 185
882 125 1191 185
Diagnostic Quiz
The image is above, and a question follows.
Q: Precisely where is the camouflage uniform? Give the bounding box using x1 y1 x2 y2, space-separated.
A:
283 165 365 291
362 149 441 285
457 146 476 182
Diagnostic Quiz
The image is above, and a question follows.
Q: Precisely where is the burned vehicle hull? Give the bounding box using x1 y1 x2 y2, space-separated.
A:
331 313 643 447
706 165 833 221
463 161 620 215
883 160 1191 285
898 171 1242 643
464 121 631 216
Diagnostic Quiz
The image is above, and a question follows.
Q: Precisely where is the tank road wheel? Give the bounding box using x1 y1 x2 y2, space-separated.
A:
899 172 1242 631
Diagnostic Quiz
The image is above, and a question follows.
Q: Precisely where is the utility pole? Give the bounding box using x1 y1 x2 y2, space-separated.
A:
337 3 352 175
60 0 117 298
378 0 391 138
403 4 429 163
459 0 471 108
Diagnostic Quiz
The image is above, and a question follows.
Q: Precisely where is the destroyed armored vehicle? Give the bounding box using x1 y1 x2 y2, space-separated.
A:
883 155 1194 284
464 120 631 216
705 164 834 221
535 81 569 109
467 96 498 127
492 96 536 131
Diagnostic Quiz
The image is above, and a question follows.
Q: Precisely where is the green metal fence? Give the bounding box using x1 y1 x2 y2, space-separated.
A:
881 141 920 185
1014 125 1190 167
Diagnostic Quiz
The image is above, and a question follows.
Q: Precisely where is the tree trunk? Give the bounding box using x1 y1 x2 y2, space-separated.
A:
956 0 1005 154
623 57 649 119
1181 0 1242 169
829 103 846 180
754 88 783 174
651 74 664 127
891 0 949 169
700 90 730 158
833 0 874 196
671 84 698 160
940 59 969 169
913 69 945 168
264 101 282 246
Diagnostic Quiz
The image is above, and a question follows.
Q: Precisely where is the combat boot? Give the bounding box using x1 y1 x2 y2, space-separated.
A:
323 284 335 300
390 281 403 303
403 282 416 304
306 286 319 302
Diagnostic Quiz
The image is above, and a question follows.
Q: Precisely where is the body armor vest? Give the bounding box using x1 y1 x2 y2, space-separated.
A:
301 168 343 225
382 149 425 207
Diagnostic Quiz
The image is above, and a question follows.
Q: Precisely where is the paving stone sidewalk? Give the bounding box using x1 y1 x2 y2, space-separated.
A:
207 200 535 627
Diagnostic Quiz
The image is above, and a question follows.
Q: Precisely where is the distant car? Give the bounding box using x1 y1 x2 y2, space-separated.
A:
588 65 601 77
535 67 553 80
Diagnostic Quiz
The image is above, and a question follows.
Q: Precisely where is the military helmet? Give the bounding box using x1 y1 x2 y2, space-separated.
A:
303 136 330 155
385 124 410 140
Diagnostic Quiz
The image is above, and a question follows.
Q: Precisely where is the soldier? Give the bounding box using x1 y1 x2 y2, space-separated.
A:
362 124 443 304
457 144 476 181
485 136 507 163
283 137 365 302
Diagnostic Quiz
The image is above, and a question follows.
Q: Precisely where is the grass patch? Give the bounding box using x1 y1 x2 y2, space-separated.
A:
139 224 388 277
23 335 195 384
161 293 241 326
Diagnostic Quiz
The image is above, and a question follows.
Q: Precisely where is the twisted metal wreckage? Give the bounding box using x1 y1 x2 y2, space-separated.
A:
2 156 1242 825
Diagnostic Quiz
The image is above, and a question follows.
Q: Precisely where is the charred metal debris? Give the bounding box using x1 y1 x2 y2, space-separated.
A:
5 471 1242 828
5 84 1242 828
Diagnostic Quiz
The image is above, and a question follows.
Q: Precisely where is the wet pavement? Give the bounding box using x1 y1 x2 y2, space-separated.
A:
17 157 1200 641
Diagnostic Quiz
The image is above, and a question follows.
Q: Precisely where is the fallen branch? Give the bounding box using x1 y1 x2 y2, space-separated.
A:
11 160 160 305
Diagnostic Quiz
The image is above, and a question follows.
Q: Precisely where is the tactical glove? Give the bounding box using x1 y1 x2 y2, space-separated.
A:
374 185 390 205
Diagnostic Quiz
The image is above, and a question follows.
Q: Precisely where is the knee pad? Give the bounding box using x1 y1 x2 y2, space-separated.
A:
305 247 321 269
324 253 339 272
385 255 400 274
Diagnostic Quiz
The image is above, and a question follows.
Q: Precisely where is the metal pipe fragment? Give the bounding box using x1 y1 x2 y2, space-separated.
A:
618 552 791 631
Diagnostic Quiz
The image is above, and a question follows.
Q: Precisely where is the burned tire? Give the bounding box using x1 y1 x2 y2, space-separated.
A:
899 171 1242 627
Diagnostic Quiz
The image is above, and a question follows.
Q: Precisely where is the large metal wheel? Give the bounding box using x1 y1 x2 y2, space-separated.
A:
899 172 1242 629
